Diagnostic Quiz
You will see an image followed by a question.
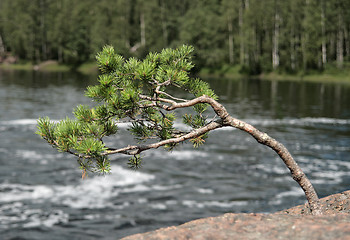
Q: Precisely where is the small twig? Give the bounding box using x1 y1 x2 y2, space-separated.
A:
156 90 188 102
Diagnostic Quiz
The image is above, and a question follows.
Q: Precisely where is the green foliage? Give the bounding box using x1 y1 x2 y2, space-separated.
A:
36 117 56 145
96 45 124 73
37 45 218 175
189 134 208 148
2 0 350 72
128 155 143 170
74 105 94 123
129 122 153 141
183 114 206 129
78 155 111 176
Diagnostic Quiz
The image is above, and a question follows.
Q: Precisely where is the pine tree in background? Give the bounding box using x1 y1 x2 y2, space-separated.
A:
37 45 322 215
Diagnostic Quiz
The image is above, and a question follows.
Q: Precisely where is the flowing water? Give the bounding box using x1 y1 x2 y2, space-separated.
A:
0 70 349 239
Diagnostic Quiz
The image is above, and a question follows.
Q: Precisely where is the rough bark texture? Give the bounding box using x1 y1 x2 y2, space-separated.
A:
206 96 321 214
272 1 280 69
122 190 350 240
106 95 321 214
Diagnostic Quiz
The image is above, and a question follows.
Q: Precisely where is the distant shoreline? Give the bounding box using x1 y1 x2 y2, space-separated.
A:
0 60 98 74
200 71 350 85
1 61 350 85
199 65 350 85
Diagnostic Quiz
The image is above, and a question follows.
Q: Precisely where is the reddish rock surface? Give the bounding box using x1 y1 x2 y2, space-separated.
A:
280 189 350 215
122 190 350 240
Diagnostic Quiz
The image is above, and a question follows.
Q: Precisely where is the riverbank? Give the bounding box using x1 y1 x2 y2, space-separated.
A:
199 65 350 85
2 60 350 84
0 60 98 74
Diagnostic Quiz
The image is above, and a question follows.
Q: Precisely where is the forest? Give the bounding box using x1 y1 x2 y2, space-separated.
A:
0 0 350 74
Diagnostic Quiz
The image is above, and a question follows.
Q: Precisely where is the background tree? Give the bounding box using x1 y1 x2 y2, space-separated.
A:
1 0 350 73
178 0 226 69
222 0 240 65
302 0 323 70
90 0 130 57
37 45 322 215
0 2 6 58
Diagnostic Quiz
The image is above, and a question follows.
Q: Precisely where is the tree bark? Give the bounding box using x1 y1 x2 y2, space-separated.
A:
228 15 234 64
337 12 344 68
224 117 321 215
290 25 296 71
160 0 168 47
206 96 322 215
239 0 245 65
272 0 280 70
0 33 5 56
106 95 322 215
321 0 327 65
345 26 350 59
40 0 47 60
140 9 146 47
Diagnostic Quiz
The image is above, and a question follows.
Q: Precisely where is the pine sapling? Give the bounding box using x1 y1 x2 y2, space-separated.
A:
37 45 322 215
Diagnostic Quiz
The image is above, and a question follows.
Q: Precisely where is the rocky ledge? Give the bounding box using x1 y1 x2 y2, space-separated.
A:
122 190 350 240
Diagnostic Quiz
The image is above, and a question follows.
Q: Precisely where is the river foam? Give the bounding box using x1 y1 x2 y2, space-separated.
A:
1 117 349 128
0 165 155 208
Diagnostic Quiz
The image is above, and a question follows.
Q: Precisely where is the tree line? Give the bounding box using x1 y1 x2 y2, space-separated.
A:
0 0 349 73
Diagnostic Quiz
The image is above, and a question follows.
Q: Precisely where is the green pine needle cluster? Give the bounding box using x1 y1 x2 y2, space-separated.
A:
128 155 143 170
37 45 218 175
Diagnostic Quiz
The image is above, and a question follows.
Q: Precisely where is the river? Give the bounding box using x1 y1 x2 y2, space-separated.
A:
0 70 349 239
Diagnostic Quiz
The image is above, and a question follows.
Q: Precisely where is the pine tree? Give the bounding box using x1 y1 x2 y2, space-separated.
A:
37 45 323 215
178 0 226 68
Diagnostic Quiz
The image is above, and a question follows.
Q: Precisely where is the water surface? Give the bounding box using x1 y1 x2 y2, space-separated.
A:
0 70 349 239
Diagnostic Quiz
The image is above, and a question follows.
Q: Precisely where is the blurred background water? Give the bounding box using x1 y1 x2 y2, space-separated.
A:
0 70 349 239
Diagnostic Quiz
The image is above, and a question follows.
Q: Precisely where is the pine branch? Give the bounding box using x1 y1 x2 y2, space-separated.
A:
104 120 223 156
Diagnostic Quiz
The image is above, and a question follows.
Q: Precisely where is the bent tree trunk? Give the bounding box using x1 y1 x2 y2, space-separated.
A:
224 116 321 214
137 95 322 215
203 96 322 215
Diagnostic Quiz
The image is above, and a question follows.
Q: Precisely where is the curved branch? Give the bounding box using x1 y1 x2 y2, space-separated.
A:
198 95 322 215
133 95 322 214
224 116 321 214
104 120 223 156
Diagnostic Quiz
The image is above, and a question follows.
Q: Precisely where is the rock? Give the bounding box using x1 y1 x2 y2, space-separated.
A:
280 189 350 215
33 60 59 71
122 190 350 240
0 54 18 64
122 213 350 240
